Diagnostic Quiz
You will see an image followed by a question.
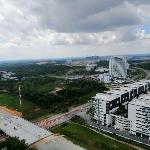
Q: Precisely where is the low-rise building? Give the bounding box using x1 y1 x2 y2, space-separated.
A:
97 73 112 83
86 64 97 71
95 67 109 73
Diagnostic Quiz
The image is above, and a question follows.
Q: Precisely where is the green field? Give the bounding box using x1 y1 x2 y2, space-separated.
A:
52 123 136 150
0 94 48 120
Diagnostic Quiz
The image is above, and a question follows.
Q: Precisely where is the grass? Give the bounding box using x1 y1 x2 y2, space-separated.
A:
0 94 48 120
52 122 137 150
100 130 150 150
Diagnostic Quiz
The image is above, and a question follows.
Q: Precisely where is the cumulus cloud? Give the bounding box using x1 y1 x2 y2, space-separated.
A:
0 0 149 59
12 0 142 32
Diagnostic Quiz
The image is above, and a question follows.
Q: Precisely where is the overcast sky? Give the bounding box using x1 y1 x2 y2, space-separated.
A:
0 0 150 60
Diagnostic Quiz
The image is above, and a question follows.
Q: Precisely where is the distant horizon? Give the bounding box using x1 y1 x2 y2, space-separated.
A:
0 52 150 62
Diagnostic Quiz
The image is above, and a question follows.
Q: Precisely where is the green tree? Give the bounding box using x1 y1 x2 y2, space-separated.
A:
0 137 37 150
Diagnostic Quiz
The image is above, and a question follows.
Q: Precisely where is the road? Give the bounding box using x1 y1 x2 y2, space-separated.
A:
131 66 150 80
35 105 146 150
138 67 150 79
36 103 90 129
76 111 150 147
35 102 150 147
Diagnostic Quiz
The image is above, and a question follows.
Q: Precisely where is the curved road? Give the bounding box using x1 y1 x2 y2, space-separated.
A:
140 68 150 79
132 67 150 80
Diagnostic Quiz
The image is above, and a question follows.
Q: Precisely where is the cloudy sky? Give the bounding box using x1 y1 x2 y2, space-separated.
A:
0 0 150 60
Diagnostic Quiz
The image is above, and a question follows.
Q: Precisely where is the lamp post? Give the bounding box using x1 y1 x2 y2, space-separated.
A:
18 85 22 106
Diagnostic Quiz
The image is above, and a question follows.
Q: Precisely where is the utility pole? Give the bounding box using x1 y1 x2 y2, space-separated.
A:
18 85 22 106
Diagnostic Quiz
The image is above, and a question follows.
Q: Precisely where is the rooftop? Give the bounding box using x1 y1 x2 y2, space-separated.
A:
129 93 150 107
93 80 150 102
94 93 119 101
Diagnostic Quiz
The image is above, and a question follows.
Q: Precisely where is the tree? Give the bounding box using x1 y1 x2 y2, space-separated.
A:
0 137 37 150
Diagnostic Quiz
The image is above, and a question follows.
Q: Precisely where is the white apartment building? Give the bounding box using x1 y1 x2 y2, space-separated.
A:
91 93 118 126
109 56 128 79
97 73 111 83
91 80 150 127
128 94 150 140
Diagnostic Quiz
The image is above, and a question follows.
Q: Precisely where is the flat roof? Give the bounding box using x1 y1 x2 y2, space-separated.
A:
129 93 150 107
0 110 51 145
93 80 150 102
94 93 119 101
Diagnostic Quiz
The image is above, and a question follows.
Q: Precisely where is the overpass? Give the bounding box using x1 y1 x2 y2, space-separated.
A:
0 109 51 145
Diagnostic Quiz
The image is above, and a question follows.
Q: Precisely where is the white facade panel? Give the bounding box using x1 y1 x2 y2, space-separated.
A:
128 94 150 139
109 56 128 79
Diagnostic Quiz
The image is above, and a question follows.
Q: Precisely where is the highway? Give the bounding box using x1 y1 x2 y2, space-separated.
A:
36 103 90 129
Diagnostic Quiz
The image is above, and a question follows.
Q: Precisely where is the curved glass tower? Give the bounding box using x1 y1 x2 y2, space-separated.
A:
109 56 128 79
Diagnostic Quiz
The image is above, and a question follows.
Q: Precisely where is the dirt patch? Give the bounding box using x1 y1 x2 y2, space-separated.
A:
51 87 63 94
0 106 22 117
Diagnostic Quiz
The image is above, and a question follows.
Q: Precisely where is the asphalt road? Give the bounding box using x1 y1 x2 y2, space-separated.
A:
36 102 150 147
36 103 90 129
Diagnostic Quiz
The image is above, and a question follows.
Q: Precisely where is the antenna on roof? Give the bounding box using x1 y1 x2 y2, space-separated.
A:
18 85 22 106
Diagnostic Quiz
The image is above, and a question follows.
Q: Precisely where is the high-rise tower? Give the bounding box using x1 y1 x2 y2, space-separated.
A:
109 56 128 79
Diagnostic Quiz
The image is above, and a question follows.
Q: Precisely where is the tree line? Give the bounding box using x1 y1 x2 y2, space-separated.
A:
0 137 36 150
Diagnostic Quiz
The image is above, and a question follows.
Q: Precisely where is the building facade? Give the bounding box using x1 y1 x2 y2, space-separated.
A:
109 56 128 79
97 73 111 83
113 115 130 131
91 80 150 128
128 94 150 140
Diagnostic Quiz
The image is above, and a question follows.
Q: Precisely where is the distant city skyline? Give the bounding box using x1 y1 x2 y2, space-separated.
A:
0 0 150 60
